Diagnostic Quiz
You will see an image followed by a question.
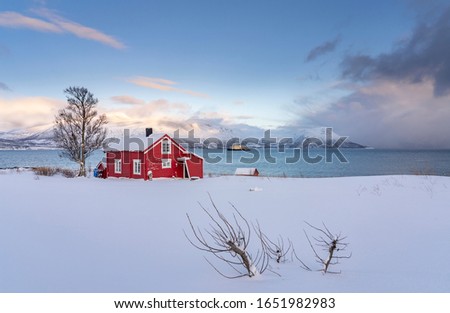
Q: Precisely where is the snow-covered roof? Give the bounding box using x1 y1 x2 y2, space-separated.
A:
103 132 172 151
234 168 259 176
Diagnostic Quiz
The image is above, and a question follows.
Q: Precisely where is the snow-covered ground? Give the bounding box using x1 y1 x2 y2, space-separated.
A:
0 170 449 292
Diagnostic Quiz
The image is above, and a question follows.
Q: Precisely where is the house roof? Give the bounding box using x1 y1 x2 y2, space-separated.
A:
103 132 171 152
96 161 106 168
143 133 186 154
103 131 203 160
235 168 259 175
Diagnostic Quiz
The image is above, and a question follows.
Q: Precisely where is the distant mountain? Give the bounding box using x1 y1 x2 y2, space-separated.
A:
288 127 366 149
0 126 56 150
0 125 366 150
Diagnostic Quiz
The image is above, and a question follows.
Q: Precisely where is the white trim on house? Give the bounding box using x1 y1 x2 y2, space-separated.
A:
162 158 171 169
114 159 122 173
184 162 190 179
133 159 141 175
142 134 203 161
161 138 171 154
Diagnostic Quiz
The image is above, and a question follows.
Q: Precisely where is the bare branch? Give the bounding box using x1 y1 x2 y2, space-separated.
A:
292 248 313 271
254 221 292 264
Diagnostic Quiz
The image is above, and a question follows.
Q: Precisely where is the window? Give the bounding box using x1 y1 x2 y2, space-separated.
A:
133 159 141 175
114 159 122 173
162 158 171 169
162 139 171 154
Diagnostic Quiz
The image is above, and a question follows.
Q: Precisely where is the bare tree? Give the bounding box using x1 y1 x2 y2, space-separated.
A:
185 196 269 278
54 87 107 176
297 222 351 274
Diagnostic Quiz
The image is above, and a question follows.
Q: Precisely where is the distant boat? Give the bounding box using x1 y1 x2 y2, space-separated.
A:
227 143 250 151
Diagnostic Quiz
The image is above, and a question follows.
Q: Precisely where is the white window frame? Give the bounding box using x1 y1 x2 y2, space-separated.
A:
114 159 122 173
162 158 171 169
133 159 141 175
161 139 171 154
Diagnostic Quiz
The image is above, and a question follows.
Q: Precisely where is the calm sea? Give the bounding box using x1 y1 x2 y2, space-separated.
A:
1 148 449 177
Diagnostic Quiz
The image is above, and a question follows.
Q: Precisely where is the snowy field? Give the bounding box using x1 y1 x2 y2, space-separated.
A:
0 169 449 292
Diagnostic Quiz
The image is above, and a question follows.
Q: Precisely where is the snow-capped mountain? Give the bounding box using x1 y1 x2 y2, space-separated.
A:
288 127 366 148
0 125 366 150
0 125 56 149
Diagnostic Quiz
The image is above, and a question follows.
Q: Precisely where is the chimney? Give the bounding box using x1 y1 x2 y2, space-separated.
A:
145 128 153 137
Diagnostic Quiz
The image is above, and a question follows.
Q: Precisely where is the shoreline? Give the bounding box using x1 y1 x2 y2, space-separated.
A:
2 167 449 179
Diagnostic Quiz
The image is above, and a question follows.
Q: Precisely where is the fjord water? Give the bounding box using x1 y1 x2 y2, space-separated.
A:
1 149 449 177
198 148 450 177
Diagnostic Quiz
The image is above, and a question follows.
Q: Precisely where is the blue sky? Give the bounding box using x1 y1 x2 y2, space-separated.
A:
1 0 450 148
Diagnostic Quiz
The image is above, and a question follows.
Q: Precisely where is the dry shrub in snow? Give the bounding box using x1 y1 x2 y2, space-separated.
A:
297 222 351 274
185 197 270 278
58 168 76 178
32 167 76 178
32 167 58 176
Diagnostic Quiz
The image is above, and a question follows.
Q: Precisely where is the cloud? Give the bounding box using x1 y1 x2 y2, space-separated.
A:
0 92 261 141
34 8 125 49
306 36 341 62
104 98 193 131
127 77 177 91
293 79 450 148
110 96 190 112
127 76 209 98
0 94 256 140
0 82 11 91
341 6 450 96
0 10 125 49
111 95 145 105
0 96 64 131
0 95 196 134
103 98 265 139
288 5 450 148
0 11 61 32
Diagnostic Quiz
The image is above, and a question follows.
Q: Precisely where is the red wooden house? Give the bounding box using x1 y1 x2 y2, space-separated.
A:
102 133 203 180
94 161 108 178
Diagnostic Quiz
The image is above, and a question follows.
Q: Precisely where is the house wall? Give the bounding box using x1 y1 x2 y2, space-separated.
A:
145 136 188 179
106 151 145 179
187 154 203 178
